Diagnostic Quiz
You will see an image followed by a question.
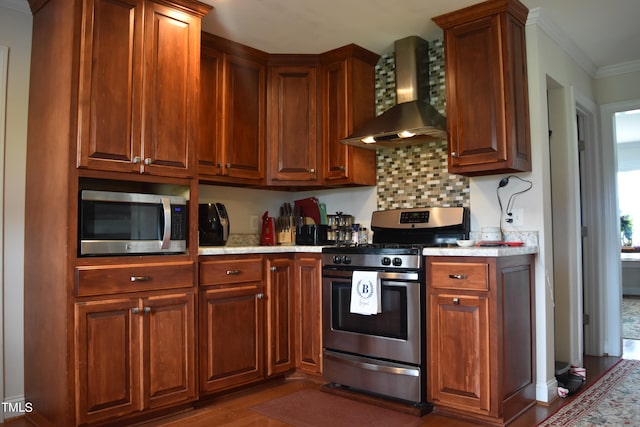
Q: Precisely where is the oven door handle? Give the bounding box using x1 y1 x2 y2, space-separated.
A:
322 269 419 281
324 350 420 377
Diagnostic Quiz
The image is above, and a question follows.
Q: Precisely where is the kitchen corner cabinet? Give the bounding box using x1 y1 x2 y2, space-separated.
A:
294 254 323 376
200 33 267 184
198 256 265 394
77 0 208 178
426 255 535 425
266 57 321 186
265 256 296 375
320 45 379 186
433 0 531 176
75 291 195 425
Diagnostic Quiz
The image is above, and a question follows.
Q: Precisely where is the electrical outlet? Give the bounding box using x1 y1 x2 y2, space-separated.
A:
250 215 259 232
505 208 524 227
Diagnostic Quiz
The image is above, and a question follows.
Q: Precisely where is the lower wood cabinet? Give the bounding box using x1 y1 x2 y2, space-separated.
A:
199 278 265 394
266 256 296 375
75 291 195 425
426 255 535 425
294 254 323 375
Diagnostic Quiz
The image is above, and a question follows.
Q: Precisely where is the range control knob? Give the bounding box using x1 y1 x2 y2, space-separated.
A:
333 255 342 264
392 257 403 266
342 256 352 265
381 257 392 266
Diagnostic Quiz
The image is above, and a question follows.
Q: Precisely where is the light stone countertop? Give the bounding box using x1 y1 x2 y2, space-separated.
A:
199 245 538 257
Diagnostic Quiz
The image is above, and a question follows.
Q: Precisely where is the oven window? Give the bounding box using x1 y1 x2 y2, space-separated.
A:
331 281 408 339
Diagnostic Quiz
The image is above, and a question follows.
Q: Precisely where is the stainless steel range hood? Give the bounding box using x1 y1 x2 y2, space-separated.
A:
341 36 447 150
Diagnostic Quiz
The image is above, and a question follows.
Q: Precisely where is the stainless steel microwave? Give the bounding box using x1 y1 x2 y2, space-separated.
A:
79 190 187 256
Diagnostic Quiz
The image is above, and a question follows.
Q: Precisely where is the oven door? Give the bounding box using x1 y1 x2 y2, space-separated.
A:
322 269 422 365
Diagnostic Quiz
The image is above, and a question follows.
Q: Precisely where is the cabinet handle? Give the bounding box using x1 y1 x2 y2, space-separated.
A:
226 270 240 275
256 293 264 300
448 274 467 280
133 156 141 164
131 276 151 282
453 298 460 305
144 157 152 165
132 307 141 314
451 151 458 158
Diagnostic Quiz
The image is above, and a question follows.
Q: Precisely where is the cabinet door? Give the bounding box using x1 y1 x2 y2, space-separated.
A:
77 0 144 173
428 292 491 414
320 56 377 186
199 44 224 177
266 257 295 376
142 292 196 409
267 64 319 184
294 255 322 375
445 15 507 170
140 1 200 177
199 283 264 393
221 54 266 182
75 298 141 425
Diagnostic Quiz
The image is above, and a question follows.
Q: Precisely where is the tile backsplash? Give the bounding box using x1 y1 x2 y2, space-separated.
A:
374 39 469 210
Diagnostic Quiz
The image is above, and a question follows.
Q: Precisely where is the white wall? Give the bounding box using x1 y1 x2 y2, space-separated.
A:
0 2 31 419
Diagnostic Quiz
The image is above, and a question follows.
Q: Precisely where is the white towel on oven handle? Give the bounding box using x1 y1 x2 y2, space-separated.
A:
349 270 381 315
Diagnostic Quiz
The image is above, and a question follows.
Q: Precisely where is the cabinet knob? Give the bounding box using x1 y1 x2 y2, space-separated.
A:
131 276 151 282
132 307 141 314
337 166 345 171
270 266 277 272
133 156 141 164
143 306 151 314
453 298 460 305
257 293 264 300
144 157 152 165
226 163 231 169
451 151 458 158
448 274 467 280
309 168 315 173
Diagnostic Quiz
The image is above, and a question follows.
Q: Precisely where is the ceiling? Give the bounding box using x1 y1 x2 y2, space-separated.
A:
200 0 640 74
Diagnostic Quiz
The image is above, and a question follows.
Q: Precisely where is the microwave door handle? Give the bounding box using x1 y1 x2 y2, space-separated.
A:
160 196 171 250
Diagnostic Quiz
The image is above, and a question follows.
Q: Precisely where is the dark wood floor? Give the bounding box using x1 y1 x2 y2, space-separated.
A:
5 342 638 427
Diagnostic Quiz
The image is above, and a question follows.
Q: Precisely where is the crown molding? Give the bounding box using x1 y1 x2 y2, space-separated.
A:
596 60 640 79
526 7 597 78
0 0 30 14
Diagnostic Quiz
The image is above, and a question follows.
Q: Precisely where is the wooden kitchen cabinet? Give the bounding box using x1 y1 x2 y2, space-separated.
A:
266 58 320 185
426 255 535 425
320 45 379 186
198 255 265 394
265 256 296 375
77 0 207 178
294 254 323 376
199 33 267 184
75 291 195 425
433 0 531 176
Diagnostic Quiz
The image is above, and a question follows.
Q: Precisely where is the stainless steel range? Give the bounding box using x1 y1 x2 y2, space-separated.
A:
322 207 469 406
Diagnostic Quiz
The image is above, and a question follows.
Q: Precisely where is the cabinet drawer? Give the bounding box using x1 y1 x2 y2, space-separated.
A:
76 262 194 297
430 261 488 290
200 257 263 286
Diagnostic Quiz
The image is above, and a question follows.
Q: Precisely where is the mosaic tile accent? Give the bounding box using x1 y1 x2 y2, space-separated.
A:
374 39 469 210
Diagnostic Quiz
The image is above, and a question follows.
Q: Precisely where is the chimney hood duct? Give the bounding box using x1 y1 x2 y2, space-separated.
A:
341 36 447 150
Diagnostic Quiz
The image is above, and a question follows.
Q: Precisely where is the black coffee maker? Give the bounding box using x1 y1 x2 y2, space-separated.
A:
198 203 229 246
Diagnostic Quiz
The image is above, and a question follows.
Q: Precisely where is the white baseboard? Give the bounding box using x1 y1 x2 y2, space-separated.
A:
536 378 559 404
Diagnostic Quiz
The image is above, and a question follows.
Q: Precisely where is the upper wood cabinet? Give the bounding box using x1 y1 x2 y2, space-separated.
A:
200 33 267 184
433 0 531 176
320 45 379 186
77 0 208 178
266 57 320 186
199 34 379 188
